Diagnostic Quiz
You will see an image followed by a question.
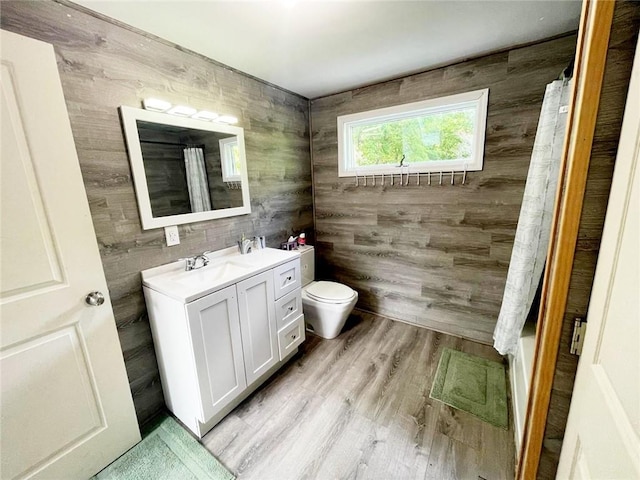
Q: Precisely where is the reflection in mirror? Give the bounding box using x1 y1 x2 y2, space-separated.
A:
137 121 243 216
219 136 241 183
119 106 251 230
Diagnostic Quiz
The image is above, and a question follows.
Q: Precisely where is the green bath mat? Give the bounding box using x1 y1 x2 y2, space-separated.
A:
94 415 235 480
430 348 508 429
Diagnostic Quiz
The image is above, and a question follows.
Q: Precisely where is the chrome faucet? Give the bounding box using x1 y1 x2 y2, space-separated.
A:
182 252 211 271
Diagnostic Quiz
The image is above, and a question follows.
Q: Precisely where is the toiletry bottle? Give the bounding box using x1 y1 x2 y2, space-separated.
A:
299 233 306 246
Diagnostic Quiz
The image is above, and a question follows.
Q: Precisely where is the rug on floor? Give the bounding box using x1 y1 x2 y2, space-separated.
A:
94 415 235 480
430 347 508 429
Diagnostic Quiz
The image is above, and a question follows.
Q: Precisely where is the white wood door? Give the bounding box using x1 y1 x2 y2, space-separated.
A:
186 285 246 423
556 38 640 479
0 30 140 479
237 271 278 386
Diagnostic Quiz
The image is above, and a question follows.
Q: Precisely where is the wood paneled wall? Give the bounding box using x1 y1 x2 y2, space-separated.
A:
538 2 640 477
0 0 313 425
310 35 578 344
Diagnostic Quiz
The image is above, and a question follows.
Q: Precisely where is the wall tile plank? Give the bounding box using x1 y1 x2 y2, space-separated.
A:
1 0 312 425
310 35 577 345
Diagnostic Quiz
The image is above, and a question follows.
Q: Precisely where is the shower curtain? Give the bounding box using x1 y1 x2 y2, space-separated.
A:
493 79 572 355
183 147 212 213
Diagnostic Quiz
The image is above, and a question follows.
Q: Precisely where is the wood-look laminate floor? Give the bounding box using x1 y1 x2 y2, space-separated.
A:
203 310 515 480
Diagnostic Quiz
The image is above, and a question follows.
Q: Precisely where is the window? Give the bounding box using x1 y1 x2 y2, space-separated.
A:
338 89 489 177
219 136 241 182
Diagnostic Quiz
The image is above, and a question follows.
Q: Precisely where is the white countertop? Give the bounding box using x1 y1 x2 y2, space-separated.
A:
141 246 300 303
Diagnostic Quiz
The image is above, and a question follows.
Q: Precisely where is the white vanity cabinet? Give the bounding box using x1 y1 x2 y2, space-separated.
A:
142 248 304 438
236 270 278 385
185 285 246 423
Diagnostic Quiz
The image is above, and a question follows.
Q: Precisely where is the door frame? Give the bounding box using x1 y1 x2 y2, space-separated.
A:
517 0 616 477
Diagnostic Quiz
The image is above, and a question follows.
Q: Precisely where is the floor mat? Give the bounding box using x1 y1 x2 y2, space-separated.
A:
94 415 235 480
430 347 508 429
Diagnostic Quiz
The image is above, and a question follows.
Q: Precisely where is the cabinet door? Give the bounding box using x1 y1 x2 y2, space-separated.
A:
237 270 278 385
186 285 246 423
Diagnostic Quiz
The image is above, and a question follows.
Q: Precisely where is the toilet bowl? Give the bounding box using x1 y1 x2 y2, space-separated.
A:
299 245 358 339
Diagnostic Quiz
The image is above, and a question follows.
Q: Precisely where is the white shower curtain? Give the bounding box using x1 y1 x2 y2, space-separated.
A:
493 79 572 355
183 147 212 213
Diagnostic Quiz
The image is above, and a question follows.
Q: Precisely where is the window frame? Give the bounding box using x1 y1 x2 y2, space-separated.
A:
219 136 241 182
337 88 489 177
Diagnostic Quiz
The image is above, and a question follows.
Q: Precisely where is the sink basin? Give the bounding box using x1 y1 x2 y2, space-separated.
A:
175 261 254 288
141 246 301 303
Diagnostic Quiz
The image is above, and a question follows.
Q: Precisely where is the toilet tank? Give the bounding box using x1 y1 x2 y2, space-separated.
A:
299 245 315 287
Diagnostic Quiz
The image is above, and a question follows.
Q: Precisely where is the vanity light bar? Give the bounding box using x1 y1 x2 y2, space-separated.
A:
143 98 172 112
217 115 239 125
191 110 219 121
167 105 197 117
142 98 238 124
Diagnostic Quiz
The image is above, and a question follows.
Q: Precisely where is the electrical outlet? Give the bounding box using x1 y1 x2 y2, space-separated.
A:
164 226 180 246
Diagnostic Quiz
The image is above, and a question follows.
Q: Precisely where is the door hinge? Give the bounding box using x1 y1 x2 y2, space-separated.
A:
570 317 587 355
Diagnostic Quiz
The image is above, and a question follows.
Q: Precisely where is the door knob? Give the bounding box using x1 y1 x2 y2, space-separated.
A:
85 291 105 306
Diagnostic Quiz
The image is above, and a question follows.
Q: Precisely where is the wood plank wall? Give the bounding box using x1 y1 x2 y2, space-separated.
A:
538 2 640 477
310 35 578 344
0 0 313 425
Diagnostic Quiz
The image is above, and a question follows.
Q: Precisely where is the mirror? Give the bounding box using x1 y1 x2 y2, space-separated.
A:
119 106 251 229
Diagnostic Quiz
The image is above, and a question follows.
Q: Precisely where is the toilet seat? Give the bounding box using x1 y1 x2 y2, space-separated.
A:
305 281 355 304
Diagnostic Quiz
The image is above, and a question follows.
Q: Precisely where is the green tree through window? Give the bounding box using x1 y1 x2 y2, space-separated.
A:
352 108 474 167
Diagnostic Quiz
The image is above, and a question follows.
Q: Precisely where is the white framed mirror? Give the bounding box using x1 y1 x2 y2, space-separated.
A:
119 106 251 230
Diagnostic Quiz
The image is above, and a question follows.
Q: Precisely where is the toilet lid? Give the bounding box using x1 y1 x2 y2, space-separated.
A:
306 281 354 303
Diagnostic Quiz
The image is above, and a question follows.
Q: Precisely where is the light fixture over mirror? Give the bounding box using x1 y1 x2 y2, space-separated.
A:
141 97 237 124
119 106 251 230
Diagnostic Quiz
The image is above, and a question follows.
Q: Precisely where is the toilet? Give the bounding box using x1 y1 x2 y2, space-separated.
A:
299 245 358 339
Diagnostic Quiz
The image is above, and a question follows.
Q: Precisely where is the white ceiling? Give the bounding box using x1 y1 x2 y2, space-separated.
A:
73 1 582 99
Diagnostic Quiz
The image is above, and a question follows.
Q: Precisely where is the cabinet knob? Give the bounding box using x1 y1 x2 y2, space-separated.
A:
288 306 294 311
286 276 292 281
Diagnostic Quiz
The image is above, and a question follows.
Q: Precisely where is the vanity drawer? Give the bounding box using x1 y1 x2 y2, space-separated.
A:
278 314 305 360
275 289 302 330
273 260 301 299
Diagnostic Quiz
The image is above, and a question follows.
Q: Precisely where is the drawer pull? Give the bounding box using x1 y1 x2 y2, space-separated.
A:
291 334 297 340
288 306 294 311
286 276 292 281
